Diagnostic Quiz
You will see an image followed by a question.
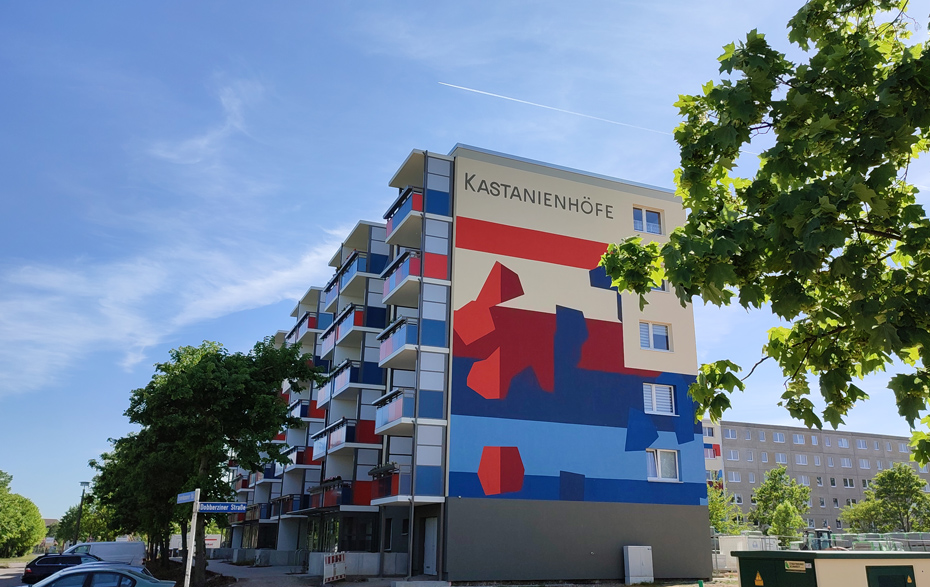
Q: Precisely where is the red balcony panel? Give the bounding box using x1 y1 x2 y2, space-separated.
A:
713 444 721 457
353 480 373 506
306 315 318 329
356 420 378 444
274 431 286 442
309 400 326 419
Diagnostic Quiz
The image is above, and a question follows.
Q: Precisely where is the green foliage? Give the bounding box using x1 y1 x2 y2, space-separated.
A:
54 501 118 544
0 472 46 557
771 502 806 547
707 474 746 534
96 338 325 586
749 466 811 532
600 0 930 458
839 463 930 532
839 496 892 533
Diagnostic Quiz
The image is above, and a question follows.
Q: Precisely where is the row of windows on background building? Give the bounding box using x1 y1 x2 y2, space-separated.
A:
710 448 927 472
708 426 911 453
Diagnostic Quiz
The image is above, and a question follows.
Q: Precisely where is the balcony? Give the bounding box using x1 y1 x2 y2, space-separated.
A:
285 311 334 349
369 465 443 506
327 418 379 455
284 446 320 470
374 388 415 436
271 494 312 517
329 359 386 403
338 251 389 298
319 304 387 361
254 465 280 486
228 512 245 525
245 503 272 522
234 476 253 494
378 318 418 370
381 251 421 308
322 278 340 313
288 398 324 422
308 478 373 509
311 430 329 462
385 187 423 248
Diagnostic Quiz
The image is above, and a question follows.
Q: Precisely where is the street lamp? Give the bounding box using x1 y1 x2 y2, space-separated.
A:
74 482 90 546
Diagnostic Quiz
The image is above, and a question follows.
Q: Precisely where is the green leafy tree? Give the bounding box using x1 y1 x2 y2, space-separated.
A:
0 472 46 557
600 0 930 459
707 473 746 534
749 466 810 532
871 462 930 531
840 496 891 533
771 502 806 547
123 339 323 586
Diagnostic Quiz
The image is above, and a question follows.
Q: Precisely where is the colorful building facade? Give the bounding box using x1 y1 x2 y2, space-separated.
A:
230 145 711 581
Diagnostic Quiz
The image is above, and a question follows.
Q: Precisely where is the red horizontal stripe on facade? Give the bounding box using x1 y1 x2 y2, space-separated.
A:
455 217 608 269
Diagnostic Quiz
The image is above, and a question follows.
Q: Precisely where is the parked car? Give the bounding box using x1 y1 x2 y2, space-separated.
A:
77 562 155 578
21 554 101 584
63 541 146 565
27 564 174 587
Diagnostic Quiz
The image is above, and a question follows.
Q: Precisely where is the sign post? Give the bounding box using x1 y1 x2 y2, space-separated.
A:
180 488 200 587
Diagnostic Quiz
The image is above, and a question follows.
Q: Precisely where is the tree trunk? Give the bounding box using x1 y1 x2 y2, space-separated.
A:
180 519 188 564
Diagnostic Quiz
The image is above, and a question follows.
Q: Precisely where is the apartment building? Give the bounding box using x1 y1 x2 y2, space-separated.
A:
229 145 710 581
705 420 930 530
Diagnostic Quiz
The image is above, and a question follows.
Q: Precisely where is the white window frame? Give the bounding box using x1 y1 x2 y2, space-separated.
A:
724 428 737 440
703 427 715 438
759 431 766 442
825 437 832 447
647 449 680 482
816 476 823 486
859 458 870 470
841 458 852 468
828 457 835 467
793 433 805 445
857 439 868 449
800 475 810 486
747 450 754 462
749 472 756 484
814 456 821 466
776 453 788 464
796 454 808 465
811 435 819 446
761 452 769 463
773 432 786 443
639 321 671 351
838 438 849 448
900 443 909 453
728 471 741 483
643 383 676 415
633 207 663 235
727 449 740 461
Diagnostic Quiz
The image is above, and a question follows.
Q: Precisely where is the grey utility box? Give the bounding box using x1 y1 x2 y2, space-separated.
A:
623 545 654 584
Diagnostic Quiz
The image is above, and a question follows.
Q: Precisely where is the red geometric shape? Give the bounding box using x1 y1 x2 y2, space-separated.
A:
355 419 378 444
353 480 373 505
423 253 448 279
455 216 609 270
412 192 423 212
309 400 326 420
467 348 502 399
453 263 524 345
477 446 525 495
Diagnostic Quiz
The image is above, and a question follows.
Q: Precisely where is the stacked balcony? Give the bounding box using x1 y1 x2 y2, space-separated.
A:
307 479 368 510
381 251 421 308
271 493 312 517
283 445 320 471
245 503 272 522
378 318 418 370
374 388 415 436
385 187 423 248
288 398 324 422
284 310 333 349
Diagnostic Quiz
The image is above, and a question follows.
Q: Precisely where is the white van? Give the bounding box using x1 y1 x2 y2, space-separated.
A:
64 541 146 565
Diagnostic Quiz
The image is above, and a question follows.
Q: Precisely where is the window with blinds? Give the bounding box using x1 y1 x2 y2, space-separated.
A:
643 383 675 415
639 322 670 350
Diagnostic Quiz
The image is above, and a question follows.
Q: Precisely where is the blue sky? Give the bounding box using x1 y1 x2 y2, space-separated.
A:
2 1 929 519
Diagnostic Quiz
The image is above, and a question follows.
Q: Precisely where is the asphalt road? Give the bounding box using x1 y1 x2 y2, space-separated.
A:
0 566 25 587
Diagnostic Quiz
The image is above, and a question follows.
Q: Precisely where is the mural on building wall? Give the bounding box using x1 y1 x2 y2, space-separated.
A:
448 214 705 506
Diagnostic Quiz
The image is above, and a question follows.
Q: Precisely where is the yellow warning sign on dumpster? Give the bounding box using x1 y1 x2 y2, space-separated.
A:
754 571 764 586
908 576 913 584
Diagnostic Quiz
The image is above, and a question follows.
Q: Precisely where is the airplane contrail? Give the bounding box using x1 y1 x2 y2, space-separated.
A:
438 81 673 136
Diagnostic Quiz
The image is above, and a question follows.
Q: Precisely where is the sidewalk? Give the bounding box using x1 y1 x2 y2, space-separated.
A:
204 560 403 587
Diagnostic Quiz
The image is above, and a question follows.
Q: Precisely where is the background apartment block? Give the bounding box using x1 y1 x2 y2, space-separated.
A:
228 145 711 581
705 420 930 530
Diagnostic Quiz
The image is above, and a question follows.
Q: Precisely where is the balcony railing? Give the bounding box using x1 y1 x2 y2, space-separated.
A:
284 446 318 467
370 465 412 501
381 251 421 306
384 187 423 244
328 418 354 452
245 502 272 522
322 278 339 311
234 477 251 491
335 305 365 342
375 388 415 430
272 493 312 516
285 311 333 346
309 479 354 509
378 318 418 367
228 512 245 524
312 433 328 461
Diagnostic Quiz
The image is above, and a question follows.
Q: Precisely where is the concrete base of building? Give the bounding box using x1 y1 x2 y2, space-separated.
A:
306 552 408 577
444 498 712 582
391 581 449 587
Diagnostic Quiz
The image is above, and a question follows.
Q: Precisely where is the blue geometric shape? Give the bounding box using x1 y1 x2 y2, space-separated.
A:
415 465 444 495
559 471 585 501
625 408 659 451
588 266 614 290
421 319 448 347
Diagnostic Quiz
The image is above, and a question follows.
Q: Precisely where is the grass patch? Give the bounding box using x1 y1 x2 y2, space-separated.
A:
0 552 40 568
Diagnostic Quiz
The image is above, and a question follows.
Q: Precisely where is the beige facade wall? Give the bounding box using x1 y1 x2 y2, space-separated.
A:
814 556 930 586
450 148 697 376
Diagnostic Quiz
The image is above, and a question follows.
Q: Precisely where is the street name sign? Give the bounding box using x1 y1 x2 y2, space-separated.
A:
198 502 247 513
176 491 196 504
